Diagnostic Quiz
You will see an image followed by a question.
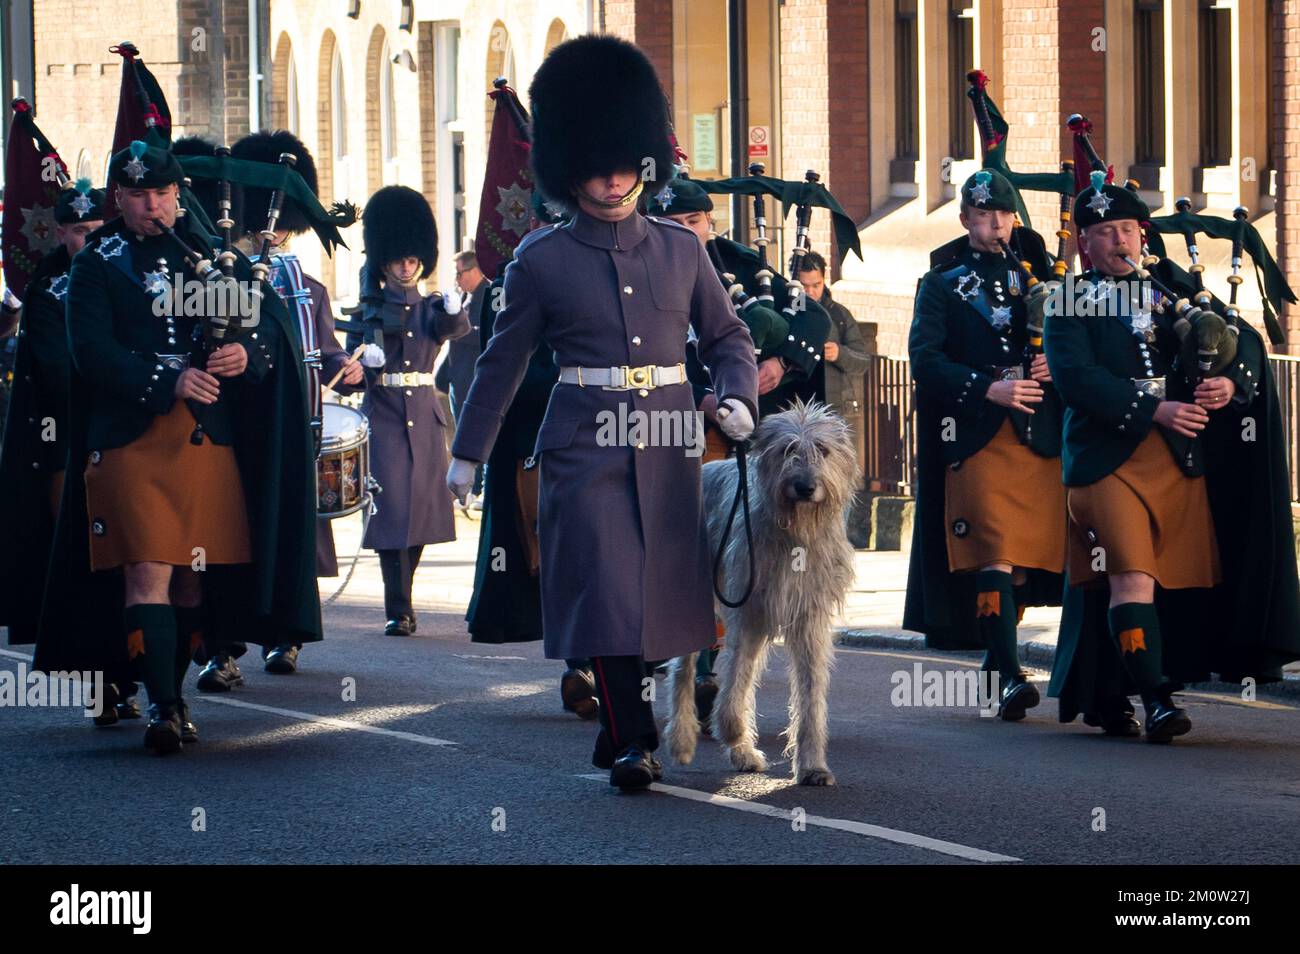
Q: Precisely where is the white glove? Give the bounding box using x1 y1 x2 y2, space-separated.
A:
443 291 462 315
717 398 755 443
359 343 387 368
446 458 477 504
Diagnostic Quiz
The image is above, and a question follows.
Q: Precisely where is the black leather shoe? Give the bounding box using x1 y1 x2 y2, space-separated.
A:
561 668 599 720
196 653 244 693
1144 700 1191 743
176 701 199 745
143 704 183 755
116 696 142 720
610 745 655 791
92 682 122 726
264 645 299 674
405 613 418 634
384 617 413 636
998 674 1040 722
1085 709 1142 737
695 674 720 727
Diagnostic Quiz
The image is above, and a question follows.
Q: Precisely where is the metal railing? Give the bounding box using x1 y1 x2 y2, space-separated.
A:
863 355 917 495
1273 355 1300 508
863 353 1300 508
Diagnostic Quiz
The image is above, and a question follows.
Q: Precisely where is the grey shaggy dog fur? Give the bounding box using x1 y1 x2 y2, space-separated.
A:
666 400 859 785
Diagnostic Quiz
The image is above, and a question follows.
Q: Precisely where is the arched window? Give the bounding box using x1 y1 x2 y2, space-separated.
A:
271 33 299 134
286 45 300 134
332 47 348 160
485 21 516 146
544 18 567 55
380 40 396 163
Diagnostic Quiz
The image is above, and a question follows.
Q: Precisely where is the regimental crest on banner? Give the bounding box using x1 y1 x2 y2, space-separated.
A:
19 204 60 254
495 181 532 240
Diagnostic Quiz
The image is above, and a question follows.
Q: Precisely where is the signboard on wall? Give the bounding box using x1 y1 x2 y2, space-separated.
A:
692 113 718 171
748 125 769 159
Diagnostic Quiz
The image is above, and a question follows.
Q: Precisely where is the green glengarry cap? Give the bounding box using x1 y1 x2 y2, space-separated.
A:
1074 170 1150 229
960 169 1017 212
54 178 107 224
647 177 714 217
108 139 183 189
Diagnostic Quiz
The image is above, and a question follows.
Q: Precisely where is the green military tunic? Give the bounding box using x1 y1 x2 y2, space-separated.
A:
34 214 323 673
903 230 1064 649
1048 260 1300 719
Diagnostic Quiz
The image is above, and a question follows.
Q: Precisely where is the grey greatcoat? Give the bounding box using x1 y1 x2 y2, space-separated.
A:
451 210 759 662
348 282 470 550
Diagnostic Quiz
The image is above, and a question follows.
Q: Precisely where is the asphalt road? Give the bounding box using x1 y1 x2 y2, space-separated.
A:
3 591 1297 865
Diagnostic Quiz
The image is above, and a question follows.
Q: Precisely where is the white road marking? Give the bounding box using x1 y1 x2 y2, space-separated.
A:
577 774 1020 863
193 695 458 746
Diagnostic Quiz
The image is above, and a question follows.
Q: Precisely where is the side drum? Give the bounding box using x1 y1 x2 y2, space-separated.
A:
318 403 372 519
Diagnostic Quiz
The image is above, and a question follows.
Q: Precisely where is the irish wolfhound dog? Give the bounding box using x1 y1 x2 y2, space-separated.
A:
667 400 858 785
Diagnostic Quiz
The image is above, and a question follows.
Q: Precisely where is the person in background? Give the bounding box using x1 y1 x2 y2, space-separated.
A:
796 249 870 460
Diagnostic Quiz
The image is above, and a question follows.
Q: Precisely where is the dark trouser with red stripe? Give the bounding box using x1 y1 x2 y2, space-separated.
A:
591 655 659 764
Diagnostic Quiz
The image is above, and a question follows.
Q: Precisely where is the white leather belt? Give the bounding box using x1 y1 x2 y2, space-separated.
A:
381 372 436 387
558 363 687 391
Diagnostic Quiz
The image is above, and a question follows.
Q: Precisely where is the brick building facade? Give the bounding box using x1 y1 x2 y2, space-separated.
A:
4 1 1297 353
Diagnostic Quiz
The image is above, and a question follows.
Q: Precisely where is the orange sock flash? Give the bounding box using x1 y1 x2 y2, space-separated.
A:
976 591 1002 617
1118 628 1147 654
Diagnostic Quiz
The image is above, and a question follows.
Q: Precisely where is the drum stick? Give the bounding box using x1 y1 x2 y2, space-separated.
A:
325 344 367 391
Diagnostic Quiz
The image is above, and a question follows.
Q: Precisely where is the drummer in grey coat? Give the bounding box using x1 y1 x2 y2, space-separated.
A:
447 35 758 791
351 186 470 636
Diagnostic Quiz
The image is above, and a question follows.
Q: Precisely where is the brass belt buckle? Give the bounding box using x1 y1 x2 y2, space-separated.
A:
995 366 1024 381
622 364 653 390
400 371 417 387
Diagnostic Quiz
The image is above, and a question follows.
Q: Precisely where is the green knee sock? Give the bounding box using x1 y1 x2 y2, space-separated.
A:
124 603 178 708
974 569 1021 680
1107 602 1167 701
173 606 204 700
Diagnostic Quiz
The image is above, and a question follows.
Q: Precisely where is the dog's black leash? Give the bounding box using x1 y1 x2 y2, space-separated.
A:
712 435 755 608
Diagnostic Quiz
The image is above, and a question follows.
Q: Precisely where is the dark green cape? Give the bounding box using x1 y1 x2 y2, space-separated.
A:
465 275 553 644
0 248 71 645
33 218 322 673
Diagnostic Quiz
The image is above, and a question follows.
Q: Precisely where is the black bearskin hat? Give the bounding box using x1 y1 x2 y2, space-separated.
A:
362 185 438 279
527 34 676 210
230 129 319 236
170 135 223 225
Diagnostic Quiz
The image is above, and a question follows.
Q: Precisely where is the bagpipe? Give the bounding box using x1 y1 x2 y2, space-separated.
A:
1065 112 1291 381
168 144 373 520
963 68 1296 377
